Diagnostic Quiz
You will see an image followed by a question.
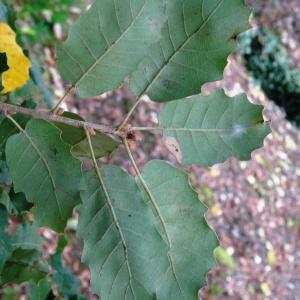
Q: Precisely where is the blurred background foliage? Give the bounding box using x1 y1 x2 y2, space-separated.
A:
5 0 80 46
0 0 82 109
238 2 300 127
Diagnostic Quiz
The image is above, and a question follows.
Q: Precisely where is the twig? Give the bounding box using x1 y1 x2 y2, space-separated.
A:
52 85 74 114
0 102 125 138
118 97 143 130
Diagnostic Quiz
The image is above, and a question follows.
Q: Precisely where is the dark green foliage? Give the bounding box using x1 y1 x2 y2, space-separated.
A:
239 28 300 127
0 204 8 229
0 223 48 285
0 52 8 73
0 52 8 91
50 236 83 299
6 0 78 45
29 277 52 300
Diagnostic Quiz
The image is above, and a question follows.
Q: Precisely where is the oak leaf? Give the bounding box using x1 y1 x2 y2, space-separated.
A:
0 23 31 94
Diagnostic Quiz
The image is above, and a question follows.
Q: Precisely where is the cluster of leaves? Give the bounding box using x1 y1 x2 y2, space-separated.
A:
0 206 85 299
0 0 271 299
239 27 300 127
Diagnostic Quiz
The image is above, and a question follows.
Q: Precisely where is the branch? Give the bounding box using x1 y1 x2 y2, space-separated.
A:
52 85 74 114
0 102 125 138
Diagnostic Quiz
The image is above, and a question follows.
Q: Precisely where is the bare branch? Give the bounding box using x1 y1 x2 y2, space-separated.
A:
0 102 125 138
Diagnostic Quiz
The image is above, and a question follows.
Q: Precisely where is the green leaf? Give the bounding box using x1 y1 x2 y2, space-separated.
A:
1 248 48 284
11 223 43 251
57 0 166 97
54 112 86 145
129 0 250 102
0 189 16 214
0 204 8 229
0 159 12 186
159 90 271 167
0 113 31 153
29 277 52 300
138 160 219 299
0 231 12 272
9 190 33 215
1 223 48 284
71 132 120 159
51 253 81 298
6 119 82 232
54 112 121 159
78 166 168 299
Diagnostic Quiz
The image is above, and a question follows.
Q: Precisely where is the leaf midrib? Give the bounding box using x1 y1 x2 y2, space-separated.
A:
163 124 264 132
137 174 186 299
72 0 148 89
17 128 63 222
92 165 136 299
140 0 225 97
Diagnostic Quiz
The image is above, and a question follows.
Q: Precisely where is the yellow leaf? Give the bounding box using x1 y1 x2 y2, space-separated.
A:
0 23 31 94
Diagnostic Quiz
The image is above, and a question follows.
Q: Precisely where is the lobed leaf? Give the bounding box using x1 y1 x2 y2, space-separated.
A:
57 0 166 97
11 223 43 251
1 248 48 284
138 160 219 299
6 119 82 232
78 165 168 299
0 223 48 285
159 90 271 167
130 0 250 102
0 22 31 94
